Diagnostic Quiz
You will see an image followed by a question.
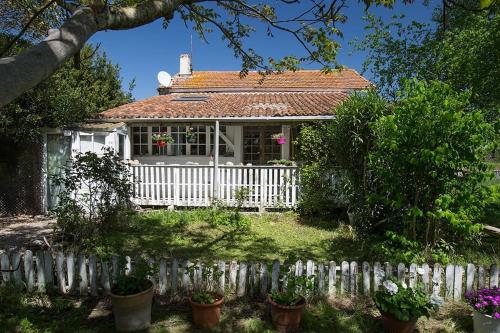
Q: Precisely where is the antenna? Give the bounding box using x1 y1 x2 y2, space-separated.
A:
157 71 172 87
190 33 193 64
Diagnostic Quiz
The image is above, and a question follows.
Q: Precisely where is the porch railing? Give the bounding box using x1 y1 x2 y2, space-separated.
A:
128 164 299 209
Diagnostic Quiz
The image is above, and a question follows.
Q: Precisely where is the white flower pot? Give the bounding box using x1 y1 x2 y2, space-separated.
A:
473 311 500 333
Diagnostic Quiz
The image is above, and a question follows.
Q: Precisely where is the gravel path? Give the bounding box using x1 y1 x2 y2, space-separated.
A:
0 215 55 251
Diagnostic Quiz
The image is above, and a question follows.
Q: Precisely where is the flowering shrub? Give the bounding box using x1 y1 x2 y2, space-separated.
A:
152 132 174 143
465 287 500 318
373 278 441 321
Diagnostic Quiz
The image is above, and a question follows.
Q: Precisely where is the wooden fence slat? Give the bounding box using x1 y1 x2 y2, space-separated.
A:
260 263 268 297
350 261 358 295
56 252 66 294
67 252 75 293
88 254 98 296
362 262 370 295
11 252 22 285
397 263 405 282
295 260 303 277
490 264 498 288
409 263 417 289
445 264 454 300
229 261 238 291
158 258 167 295
466 263 475 292
422 263 430 292
318 263 325 295
454 265 463 300
341 261 349 295
182 260 191 291
249 263 257 296
385 262 392 278
478 266 486 289
432 263 442 298
373 262 383 292
238 262 248 297
43 251 54 291
36 251 46 292
125 256 132 276
24 250 34 292
218 261 225 292
170 259 178 294
271 260 280 292
78 254 88 295
111 255 118 283
101 260 111 294
1 252 10 283
194 262 202 289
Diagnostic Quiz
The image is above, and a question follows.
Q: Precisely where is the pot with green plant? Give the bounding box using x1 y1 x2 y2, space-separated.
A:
110 259 155 332
271 133 286 145
186 127 197 143
185 263 224 329
152 132 174 148
373 278 442 333
268 262 314 333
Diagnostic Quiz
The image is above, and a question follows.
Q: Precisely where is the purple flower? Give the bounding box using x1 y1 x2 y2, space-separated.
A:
475 303 482 309
495 313 500 319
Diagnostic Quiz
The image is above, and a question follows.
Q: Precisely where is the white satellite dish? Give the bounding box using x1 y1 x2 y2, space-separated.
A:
157 71 172 87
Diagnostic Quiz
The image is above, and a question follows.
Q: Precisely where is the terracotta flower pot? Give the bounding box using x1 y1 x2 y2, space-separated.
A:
268 296 305 333
189 295 224 329
276 137 286 145
156 140 166 148
380 311 417 333
473 311 500 333
110 281 154 332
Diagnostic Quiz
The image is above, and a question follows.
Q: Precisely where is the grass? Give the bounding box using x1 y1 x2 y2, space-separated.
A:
0 283 474 333
92 209 499 266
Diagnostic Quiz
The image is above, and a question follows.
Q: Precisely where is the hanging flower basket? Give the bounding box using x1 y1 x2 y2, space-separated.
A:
271 133 286 145
186 127 197 143
152 132 174 147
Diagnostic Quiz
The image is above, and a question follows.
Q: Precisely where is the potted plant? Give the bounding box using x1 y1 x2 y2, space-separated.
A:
373 278 442 333
465 287 500 333
271 133 286 145
152 132 174 148
110 259 155 332
268 262 314 333
185 263 224 329
186 127 197 143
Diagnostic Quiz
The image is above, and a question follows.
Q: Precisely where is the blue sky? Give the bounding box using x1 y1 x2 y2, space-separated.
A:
89 1 439 100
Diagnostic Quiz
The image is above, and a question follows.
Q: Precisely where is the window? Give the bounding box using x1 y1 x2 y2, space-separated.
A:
188 125 207 156
151 125 168 156
243 126 282 164
170 125 187 156
118 134 125 159
132 126 149 155
80 133 106 155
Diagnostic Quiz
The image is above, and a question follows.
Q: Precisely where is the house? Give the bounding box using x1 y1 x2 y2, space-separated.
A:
42 54 371 211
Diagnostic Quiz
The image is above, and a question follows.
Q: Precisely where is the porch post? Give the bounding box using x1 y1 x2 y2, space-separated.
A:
213 120 220 201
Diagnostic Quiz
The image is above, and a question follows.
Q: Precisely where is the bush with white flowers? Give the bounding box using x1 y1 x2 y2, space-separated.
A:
374 278 442 322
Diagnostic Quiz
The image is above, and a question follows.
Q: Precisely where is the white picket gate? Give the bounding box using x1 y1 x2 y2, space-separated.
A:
129 165 299 209
0 250 498 301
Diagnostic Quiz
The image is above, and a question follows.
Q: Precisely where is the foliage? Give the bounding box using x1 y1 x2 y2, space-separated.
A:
269 256 315 306
51 147 133 249
271 133 285 140
185 262 224 304
209 187 251 228
369 80 496 245
355 4 499 123
111 258 155 296
267 159 295 166
465 287 500 318
373 278 441 322
151 132 174 143
0 39 133 142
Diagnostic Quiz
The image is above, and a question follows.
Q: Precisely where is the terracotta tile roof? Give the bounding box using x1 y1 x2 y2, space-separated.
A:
101 92 350 120
159 69 371 93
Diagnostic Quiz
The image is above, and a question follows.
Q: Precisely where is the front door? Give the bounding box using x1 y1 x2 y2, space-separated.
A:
243 126 282 165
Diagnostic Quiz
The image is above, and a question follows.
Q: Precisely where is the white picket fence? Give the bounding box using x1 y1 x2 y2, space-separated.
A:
0 250 498 301
129 165 299 209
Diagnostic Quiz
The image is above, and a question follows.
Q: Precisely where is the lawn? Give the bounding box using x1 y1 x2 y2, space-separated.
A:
93 209 499 265
0 284 474 333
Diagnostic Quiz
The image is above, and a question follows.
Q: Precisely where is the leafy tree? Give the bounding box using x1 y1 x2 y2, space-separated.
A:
356 2 499 122
330 90 390 223
369 80 496 246
0 39 133 142
2 0 493 106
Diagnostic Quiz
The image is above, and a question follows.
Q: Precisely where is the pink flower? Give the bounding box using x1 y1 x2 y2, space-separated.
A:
475 303 482 309
495 313 500 319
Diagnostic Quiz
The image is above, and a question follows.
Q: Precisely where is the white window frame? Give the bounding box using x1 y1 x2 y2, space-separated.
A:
79 132 106 155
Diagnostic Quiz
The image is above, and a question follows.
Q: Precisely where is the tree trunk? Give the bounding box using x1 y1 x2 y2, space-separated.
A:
0 0 183 107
